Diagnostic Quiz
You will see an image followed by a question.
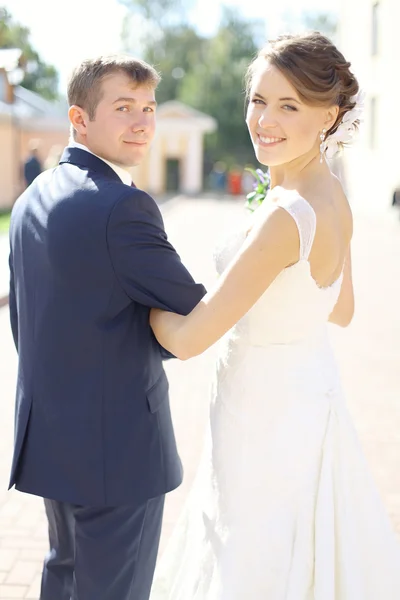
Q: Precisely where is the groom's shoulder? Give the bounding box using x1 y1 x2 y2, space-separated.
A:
61 162 160 212
53 159 164 228
108 185 164 226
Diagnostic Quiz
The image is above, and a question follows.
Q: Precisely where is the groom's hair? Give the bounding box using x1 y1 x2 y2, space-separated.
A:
67 54 160 123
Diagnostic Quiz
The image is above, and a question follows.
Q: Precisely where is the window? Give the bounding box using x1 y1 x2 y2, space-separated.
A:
372 2 380 56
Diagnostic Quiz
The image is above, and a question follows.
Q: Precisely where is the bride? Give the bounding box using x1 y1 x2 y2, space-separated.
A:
149 32 400 599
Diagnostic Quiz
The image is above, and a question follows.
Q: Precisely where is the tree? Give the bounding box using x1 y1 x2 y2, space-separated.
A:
0 7 58 100
120 1 263 166
302 11 338 40
178 7 262 166
134 24 207 105
119 0 194 28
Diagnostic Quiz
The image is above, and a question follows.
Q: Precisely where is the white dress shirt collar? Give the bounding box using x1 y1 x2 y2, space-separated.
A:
69 141 132 187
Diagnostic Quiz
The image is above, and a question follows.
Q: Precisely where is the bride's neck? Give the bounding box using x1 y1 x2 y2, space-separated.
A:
269 149 322 190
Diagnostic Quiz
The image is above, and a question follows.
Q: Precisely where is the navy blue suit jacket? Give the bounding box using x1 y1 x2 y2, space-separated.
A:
8 147 206 507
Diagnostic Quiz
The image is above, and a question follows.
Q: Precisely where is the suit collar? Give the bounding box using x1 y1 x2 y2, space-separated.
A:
60 146 130 185
68 142 132 186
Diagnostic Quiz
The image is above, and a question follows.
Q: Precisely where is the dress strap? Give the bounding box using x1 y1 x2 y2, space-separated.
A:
274 194 317 261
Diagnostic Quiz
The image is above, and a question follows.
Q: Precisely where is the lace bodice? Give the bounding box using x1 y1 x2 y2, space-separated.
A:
213 194 343 346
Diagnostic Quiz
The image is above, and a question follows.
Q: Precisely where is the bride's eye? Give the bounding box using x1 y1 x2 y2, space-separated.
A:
282 105 297 111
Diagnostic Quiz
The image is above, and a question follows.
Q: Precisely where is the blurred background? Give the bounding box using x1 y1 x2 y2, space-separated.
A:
0 0 398 212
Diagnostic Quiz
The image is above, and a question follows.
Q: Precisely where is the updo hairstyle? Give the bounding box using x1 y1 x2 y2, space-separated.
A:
245 32 360 138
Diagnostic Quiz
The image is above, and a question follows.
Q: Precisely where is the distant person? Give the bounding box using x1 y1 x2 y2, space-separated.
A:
209 161 227 192
392 185 400 207
23 139 42 186
227 164 242 195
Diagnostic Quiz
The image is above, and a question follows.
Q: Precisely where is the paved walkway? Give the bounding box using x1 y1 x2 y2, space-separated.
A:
0 194 399 598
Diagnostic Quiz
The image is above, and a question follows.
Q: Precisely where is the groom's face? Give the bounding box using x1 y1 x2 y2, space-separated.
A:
78 72 157 168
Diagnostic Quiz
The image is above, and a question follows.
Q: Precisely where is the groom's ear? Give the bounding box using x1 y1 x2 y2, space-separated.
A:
68 105 89 138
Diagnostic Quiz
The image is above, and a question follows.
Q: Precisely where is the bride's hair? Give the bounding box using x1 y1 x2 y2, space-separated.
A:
245 32 359 137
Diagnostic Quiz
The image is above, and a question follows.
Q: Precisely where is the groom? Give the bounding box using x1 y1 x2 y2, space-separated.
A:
8 55 206 600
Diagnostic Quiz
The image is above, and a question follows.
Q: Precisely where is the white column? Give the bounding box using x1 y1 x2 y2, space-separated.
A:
147 135 164 195
182 132 203 194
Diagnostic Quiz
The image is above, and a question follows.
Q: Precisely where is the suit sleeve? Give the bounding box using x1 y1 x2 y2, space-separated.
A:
107 189 206 315
9 249 18 352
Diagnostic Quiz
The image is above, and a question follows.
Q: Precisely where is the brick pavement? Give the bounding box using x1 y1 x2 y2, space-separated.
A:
0 195 399 597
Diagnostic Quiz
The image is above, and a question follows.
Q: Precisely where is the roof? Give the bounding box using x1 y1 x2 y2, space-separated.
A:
0 83 216 134
156 100 217 133
0 73 69 130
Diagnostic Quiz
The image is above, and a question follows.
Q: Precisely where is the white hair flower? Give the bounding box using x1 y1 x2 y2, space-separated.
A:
324 89 365 159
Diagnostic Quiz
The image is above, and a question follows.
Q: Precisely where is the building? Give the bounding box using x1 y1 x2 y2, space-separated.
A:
132 101 217 195
0 49 69 209
339 0 400 209
0 51 217 209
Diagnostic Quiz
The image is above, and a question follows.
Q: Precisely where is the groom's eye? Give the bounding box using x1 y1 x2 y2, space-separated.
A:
116 106 129 112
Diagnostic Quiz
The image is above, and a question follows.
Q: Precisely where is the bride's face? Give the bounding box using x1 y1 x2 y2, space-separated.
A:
246 62 335 167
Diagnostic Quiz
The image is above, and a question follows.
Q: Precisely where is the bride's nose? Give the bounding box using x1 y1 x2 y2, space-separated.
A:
258 107 278 129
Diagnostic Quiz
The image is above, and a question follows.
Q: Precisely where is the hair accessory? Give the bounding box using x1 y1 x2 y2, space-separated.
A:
323 89 365 160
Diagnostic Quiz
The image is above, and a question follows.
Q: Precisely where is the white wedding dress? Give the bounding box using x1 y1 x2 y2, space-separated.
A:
151 194 400 599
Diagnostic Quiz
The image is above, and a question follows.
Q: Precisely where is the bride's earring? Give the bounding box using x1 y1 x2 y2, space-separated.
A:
319 128 327 163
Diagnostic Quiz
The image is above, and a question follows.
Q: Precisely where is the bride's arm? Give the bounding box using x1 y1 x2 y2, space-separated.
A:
150 206 299 360
328 247 354 327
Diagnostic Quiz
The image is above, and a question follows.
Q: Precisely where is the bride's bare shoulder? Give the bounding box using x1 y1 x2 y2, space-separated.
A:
267 186 300 204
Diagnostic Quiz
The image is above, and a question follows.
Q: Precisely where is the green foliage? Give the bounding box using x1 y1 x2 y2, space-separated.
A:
0 210 11 233
178 8 262 167
245 168 270 212
119 0 194 27
0 7 58 100
145 25 207 105
302 10 338 39
120 1 263 167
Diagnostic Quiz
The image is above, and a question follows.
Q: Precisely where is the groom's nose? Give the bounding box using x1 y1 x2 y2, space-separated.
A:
131 110 151 133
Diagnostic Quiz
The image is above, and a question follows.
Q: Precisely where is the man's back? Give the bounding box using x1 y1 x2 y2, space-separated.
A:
10 53 208 600
9 148 205 507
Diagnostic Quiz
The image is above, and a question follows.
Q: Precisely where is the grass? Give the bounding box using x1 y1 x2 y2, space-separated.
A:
0 212 11 234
